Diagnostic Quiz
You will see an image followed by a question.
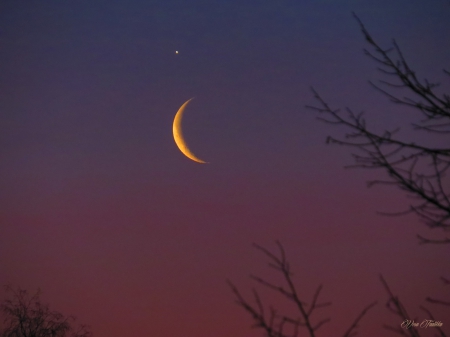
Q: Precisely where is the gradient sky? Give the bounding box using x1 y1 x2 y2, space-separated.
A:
1 1 449 336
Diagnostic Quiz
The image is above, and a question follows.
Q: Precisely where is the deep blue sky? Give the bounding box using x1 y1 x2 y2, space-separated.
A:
1 1 449 336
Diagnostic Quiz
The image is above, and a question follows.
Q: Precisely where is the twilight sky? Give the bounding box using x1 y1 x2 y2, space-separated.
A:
1 1 449 336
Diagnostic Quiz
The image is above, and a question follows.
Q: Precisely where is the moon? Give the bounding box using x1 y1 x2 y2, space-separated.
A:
173 98 208 164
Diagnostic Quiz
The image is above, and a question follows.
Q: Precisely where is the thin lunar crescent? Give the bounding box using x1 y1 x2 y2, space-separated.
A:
173 98 208 164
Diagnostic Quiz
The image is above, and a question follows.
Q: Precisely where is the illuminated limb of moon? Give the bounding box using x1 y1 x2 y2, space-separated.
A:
173 98 208 164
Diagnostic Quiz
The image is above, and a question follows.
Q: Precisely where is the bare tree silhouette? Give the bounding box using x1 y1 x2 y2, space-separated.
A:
231 10 448 337
305 13 449 337
0 286 91 337
307 14 450 244
228 242 376 337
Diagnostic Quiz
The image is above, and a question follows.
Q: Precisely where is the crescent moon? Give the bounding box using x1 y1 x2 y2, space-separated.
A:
173 98 208 164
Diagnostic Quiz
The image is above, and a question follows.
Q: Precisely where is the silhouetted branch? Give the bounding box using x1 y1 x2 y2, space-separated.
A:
417 235 450 244
307 14 450 244
425 297 450 307
228 242 376 337
379 273 449 337
380 275 421 337
419 306 447 337
342 301 378 337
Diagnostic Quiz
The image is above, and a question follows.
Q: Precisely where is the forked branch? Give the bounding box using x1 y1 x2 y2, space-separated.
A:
307 14 450 243
228 242 376 337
